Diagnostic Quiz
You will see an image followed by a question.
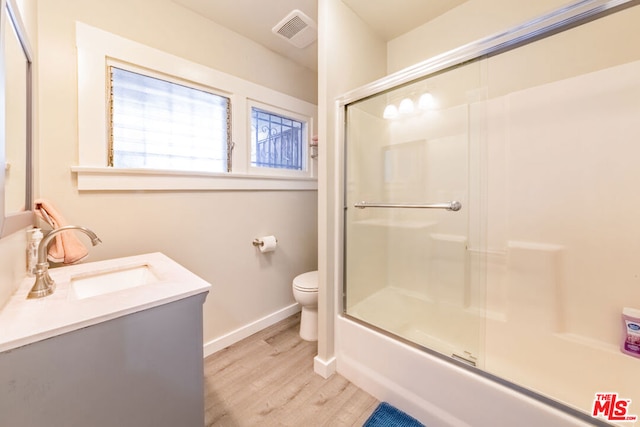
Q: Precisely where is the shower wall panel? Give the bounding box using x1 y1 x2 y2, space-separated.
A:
483 58 640 412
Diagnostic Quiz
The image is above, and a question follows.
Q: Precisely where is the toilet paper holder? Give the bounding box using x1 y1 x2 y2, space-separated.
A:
252 237 278 247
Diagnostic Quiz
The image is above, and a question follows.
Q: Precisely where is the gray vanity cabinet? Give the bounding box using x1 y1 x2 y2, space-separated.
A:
0 293 207 427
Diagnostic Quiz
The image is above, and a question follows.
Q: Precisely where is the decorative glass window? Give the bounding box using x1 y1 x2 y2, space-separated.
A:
75 23 317 190
251 107 305 171
109 66 231 173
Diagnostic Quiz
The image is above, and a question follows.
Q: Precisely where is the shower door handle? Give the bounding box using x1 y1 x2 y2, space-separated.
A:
353 201 462 211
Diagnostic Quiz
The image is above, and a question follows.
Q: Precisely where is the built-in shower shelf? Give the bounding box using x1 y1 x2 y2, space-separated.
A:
554 332 621 355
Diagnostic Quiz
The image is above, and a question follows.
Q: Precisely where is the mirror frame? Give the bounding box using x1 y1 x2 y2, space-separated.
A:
0 0 33 238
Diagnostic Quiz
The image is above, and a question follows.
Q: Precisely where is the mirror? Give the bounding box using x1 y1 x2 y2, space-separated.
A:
0 0 33 238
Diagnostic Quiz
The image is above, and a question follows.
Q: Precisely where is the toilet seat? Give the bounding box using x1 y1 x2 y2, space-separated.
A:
293 270 318 292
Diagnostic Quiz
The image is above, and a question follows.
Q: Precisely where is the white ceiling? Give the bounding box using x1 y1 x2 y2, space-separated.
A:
173 0 318 71
172 0 467 72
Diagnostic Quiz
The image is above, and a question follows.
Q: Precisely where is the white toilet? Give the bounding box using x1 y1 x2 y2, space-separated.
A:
292 270 318 341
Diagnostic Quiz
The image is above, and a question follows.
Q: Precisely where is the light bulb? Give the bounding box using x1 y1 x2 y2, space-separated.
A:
383 104 398 119
418 92 437 110
398 98 414 114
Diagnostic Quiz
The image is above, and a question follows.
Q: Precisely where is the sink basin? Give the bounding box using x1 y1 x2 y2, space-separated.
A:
70 264 160 299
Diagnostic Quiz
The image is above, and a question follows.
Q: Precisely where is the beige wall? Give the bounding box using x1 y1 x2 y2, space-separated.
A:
0 230 27 310
30 0 318 347
41 0 317 104
316 0 386 371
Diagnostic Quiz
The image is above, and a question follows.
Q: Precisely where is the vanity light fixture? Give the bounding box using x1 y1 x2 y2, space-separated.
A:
384 91 438 119
418 92 437 110
383 104 398 119
398 98 414 114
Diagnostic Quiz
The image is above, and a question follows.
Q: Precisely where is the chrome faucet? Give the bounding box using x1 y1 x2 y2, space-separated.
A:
27 225 102 299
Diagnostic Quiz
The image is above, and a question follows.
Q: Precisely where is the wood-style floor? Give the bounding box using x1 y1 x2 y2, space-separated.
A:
204 313 379 426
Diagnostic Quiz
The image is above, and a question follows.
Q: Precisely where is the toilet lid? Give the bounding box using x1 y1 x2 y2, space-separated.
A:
293 270 318 291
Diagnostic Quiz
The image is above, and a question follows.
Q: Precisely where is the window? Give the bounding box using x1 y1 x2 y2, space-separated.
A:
109 66 231 173
251 107 305 171
74 22 317 191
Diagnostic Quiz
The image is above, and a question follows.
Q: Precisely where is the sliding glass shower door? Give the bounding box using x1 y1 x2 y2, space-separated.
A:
342 2 640 420
343 59 487 366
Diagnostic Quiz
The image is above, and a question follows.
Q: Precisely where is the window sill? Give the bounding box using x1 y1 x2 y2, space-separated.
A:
71 167 318 191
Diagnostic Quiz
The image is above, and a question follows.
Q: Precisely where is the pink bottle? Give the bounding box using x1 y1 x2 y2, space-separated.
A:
621 307 640 358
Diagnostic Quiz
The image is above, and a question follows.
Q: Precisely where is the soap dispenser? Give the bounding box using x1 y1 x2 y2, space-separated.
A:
26 228 43 277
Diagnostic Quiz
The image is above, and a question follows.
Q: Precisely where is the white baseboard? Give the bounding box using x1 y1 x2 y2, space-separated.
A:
314 355 337 378
203 303 301 358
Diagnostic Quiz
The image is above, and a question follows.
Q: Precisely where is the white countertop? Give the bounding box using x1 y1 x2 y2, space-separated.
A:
0 252 211 353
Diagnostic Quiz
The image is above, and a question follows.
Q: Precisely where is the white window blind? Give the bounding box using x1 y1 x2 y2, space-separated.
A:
109 66 231 173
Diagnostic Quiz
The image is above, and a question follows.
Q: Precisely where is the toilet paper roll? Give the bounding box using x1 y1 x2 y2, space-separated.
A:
259 235 277 253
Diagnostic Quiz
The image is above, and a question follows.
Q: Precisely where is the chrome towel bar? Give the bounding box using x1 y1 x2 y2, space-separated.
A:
353 201 462 211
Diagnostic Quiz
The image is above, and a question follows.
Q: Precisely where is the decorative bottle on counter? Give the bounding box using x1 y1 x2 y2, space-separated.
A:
26 228 43 277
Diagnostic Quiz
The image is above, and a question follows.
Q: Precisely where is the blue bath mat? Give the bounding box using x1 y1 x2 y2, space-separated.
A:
363 402 425 427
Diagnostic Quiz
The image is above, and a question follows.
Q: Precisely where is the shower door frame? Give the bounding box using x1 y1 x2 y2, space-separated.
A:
336 0 637 108
337 0 640 424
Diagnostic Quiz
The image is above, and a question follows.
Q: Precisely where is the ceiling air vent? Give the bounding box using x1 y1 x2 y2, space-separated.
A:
272 9 317 49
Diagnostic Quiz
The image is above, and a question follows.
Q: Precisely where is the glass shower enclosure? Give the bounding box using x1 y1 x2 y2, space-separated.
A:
342 0 640 421
344 59 487 367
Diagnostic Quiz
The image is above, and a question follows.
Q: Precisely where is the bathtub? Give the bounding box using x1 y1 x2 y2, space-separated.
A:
336 309 604 427
337 239 637 427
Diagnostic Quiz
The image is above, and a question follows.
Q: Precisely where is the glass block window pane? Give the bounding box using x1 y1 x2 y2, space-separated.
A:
109 67 230 172
251 107 305 171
